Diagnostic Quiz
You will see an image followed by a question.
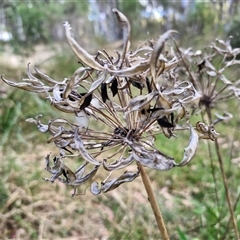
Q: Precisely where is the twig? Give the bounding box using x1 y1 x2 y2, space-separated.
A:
137 162 170 240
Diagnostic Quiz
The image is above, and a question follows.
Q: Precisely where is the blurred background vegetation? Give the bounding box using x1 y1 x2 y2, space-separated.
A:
0 1 240 239
1 0 240 51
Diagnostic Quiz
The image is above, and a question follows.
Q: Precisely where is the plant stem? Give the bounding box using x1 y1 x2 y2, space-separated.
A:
202 112 220 218
214 139 240 240
137 162 170 240
206 109 239 240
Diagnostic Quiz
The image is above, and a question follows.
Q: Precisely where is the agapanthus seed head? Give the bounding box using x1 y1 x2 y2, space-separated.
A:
2 9 238 196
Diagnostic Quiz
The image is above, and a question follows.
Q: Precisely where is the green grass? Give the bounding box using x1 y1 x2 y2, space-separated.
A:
152 111 240 239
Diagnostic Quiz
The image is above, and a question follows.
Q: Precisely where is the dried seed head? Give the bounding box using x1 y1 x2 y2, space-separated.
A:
3 9 238 196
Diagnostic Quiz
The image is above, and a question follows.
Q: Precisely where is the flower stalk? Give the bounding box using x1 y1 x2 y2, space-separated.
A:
137 162 170 240
206 109 239 240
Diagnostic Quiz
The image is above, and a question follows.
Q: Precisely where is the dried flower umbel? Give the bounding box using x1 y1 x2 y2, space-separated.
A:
175 38 240 112
1 9 224 196
3 8 240 240
171 36 240 240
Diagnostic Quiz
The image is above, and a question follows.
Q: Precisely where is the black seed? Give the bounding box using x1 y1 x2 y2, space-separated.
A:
146 77 152 93
157 116 175 128
197 60 205 73
80 94 92 110
68 96 75 101
130 80 143 90
170 113 174 125
110 77 118 97
141 109 146 115
101 83 109 103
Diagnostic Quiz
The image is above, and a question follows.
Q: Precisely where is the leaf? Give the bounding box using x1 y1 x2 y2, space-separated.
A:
27 63 39 81
112 8 131 68
74 165 100 185
125 139 176 170
175 104 187 123
88 67 108 93
101 170 139 193
52 101 76 113
205 59 216 71
214 112 232 122
47 126 64 143
101 83 109 103
150 30 178 82
177 124 199 166
72 67 91 85
1 75 53 93
75 162 87 179
156 60 165 77
55 139 72 151
26 114 49 133
132 150 175 171
60 167 77 184
108 61 149 77
44 153 57 174
177 229 188 240
156 95 172 110
181 84 202 108
102 155 134 171
130 45 153 56
125 91 157 114
229 86 240 98
74 128 101 165
63 77 75 99
48 118 73 132
43 154 76 183
63 22 104 71
34 66 59 85
219 74 232 85
164 59 180 71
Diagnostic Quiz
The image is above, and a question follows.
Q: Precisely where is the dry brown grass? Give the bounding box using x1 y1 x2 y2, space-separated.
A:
1 143 168 240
